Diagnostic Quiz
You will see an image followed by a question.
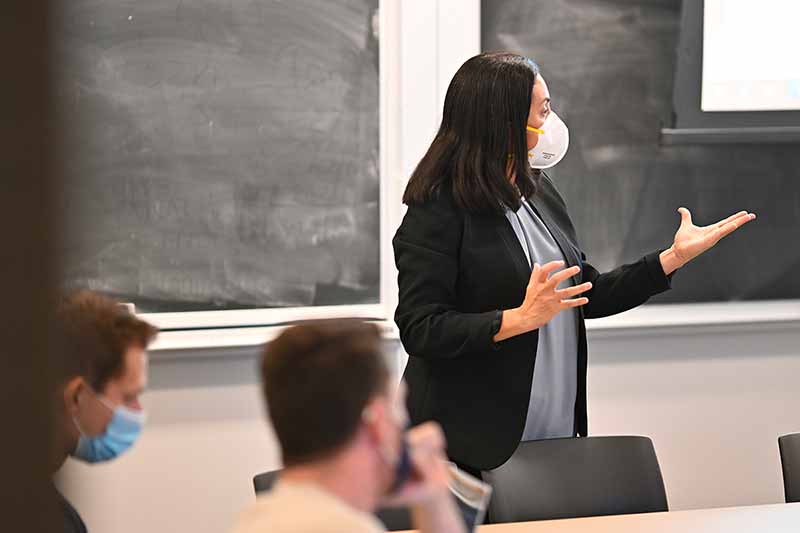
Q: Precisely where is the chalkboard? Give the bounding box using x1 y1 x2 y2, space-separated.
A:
56 0 380 312
482 0 800 303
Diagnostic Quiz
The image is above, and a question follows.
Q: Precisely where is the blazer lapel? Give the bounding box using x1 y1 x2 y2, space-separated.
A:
529 196 583 285
495 216 533 285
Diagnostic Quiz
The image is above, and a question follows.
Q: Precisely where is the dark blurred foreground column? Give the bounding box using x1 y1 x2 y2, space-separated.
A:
0 1 60 531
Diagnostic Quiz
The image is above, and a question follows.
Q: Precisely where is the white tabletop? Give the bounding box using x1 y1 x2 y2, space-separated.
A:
483 503 800 533
402 503 800 533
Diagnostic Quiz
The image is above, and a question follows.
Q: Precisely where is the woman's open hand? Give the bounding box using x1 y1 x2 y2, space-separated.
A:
494 260 591 342
659 208 756 275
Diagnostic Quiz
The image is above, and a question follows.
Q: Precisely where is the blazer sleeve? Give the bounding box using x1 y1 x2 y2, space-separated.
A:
393 194 503 359
538 172 673 320
580 252 672 319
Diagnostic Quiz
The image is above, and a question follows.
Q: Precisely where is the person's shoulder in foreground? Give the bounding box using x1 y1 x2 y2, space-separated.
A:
230 319 464 533
232 480 385 533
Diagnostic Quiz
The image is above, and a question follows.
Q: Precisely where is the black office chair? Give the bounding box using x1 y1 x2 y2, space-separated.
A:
482 436 668 523
779 433 800 503
253 470 413 531
253 470 280 493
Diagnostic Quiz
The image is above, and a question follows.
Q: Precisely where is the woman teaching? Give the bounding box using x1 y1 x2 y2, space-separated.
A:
392 52 755 475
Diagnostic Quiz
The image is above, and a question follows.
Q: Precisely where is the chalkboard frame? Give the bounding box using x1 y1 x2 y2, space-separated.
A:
120 0 405 332
147 298 800 352
586 300 800 332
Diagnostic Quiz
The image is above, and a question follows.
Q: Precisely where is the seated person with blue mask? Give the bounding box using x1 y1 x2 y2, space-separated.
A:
231 321 465 533
51 290 158 533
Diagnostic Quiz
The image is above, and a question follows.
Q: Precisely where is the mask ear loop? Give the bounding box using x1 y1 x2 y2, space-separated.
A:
72 415 89 438
73 382 134 434
71 386 104 446
77 379 118 414
70 378 95 437
508 124 544 160
82 379 140 416
96 395 118 413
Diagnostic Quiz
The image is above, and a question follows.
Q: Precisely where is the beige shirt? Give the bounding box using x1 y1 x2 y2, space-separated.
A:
231 480 386 533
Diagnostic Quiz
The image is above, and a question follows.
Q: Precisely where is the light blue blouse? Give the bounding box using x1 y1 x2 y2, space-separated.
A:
505 199 579 441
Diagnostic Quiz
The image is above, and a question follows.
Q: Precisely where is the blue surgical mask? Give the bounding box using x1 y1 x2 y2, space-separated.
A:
72 394 146 463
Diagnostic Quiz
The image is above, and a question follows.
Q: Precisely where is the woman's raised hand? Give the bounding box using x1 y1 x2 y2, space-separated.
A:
494 260 591 342
521 260 591 327
659 207 756 275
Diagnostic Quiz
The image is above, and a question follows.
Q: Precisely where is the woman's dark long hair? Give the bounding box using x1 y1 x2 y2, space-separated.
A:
403 52 541 214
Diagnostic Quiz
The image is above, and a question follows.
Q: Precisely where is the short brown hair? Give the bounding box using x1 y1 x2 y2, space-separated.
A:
55 290 158 390
261 320 390 466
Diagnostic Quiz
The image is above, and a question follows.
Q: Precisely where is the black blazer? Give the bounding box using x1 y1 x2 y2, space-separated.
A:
392 173 671 471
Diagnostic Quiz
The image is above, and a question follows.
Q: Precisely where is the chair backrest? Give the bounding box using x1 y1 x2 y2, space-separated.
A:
779 433 800 503
482 436 668 523
253 470 280 493
253 470 413 531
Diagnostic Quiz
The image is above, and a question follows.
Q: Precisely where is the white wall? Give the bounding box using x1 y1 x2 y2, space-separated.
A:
399 0 480 177
586 322 800 510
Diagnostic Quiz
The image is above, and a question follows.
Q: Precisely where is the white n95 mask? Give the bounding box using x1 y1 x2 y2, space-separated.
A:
527 111 569 169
